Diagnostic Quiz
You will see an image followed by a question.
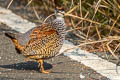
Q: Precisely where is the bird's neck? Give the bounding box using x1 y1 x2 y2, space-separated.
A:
52 18 66 39
56 17 64 20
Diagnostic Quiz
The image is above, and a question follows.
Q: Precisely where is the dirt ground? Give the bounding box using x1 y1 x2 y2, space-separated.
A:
0 0 109 80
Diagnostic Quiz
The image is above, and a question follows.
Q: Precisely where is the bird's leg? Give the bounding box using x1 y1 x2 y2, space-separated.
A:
38 59 49 74
12 39 24 51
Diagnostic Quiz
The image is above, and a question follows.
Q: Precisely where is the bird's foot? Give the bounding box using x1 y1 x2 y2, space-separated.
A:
25 58 30 62
41 70 50 74
37 59 50 74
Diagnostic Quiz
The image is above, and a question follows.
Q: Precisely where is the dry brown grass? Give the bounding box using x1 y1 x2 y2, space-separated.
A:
63 0 120 62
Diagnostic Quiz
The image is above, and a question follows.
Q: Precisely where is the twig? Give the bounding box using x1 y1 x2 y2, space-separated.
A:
43 13 55 23
71 18 86 40
114 43 120 53
75 11 89 27
32 6 40 20
26 0 33 7
86 0 101 40
63 36 120 53
106 40 119 60
66 5 79 14
7 0 13 9
66 27 82 32
109 14 120 35
65 13 102 25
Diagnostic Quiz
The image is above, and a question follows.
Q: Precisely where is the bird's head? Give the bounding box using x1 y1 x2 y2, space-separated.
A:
55 7 65 19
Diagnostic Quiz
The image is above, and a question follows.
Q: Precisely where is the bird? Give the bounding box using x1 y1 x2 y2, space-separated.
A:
5 7 66 73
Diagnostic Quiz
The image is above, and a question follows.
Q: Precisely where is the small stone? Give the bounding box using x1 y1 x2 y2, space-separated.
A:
30 72 33 75
80 73 85 79
7 69 12 71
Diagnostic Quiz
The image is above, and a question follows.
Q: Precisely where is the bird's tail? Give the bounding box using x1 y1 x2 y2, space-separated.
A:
5 32 16 39
5 31 23 53
1 28 18 39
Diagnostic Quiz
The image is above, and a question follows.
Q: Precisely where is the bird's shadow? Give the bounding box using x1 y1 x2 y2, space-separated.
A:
0 61 52 71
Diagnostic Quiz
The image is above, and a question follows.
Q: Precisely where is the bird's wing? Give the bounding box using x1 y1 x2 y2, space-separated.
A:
17 23 57 46
29 24 57 39
22 24 60 58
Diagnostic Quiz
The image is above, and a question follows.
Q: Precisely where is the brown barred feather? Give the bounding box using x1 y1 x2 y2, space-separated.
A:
22 24 60 59
5 9 66 73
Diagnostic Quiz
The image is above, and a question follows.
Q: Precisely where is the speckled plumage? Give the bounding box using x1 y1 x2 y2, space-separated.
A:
5 9 66 73
22 20 66 59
